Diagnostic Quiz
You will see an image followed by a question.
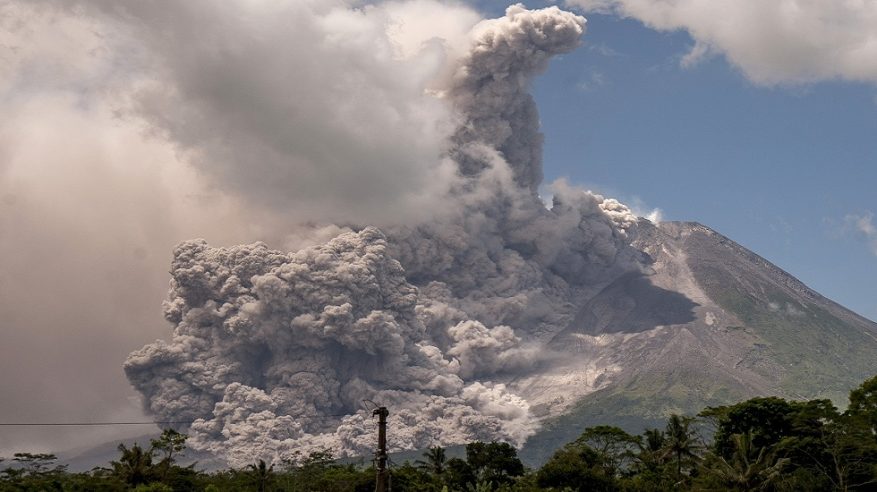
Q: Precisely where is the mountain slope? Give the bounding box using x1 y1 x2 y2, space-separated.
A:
518 220 877 464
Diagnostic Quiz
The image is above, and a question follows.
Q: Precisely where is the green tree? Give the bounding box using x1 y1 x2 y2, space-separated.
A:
636 428 667 471
787 412 877 491
150 429 187 467
708 393 877 490
847 374 877 437
464 441 524 488
662 414 701 479
621 428 680 490
416 446 448 477
283 450 374 492
11 452 66 476
699 431 789 491
57 468 128 491
843 376 877 490
444 457 475 490
466 479 494 492
150 428 189 484
389 462 442 492
536 442 616 491
248 459 275 492
133 483 173 492
707 397 798 458
575 425 641 477
111 443 156 487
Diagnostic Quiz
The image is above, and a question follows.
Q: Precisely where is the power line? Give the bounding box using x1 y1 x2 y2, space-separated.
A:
0 422 195 427
0 413 360 426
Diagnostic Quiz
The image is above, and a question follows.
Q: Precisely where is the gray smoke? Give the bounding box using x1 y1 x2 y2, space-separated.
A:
123 4 645 466
450 4 586 191
126 228 534 464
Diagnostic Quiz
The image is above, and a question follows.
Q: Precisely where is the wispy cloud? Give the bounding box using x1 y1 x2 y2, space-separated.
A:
845 212 877 256
679 40 713 69
587 42 622 57
576 70 607 91
629 196 663 223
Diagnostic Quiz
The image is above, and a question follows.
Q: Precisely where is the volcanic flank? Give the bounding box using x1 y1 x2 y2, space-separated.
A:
520 220 877 464
121 4 877 467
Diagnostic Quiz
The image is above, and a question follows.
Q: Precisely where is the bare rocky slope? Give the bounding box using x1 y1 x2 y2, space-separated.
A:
518 220 877 464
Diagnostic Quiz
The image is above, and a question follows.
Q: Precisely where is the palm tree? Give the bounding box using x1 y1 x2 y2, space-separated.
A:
703 431 789 491
662 414 701 478
416 446 447 477
111 443 155 486
643 428 666 454
247 459 275 492
637 428 667 471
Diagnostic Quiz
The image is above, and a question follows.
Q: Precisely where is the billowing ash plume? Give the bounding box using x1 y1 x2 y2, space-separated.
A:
125 4 643 466
126 228 533 463
450 4 586 191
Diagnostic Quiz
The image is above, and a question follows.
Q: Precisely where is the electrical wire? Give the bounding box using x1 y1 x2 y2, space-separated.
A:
0 413 359 426
0 422 195 426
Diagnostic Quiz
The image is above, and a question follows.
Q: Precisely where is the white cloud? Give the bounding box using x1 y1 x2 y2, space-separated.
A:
587 42 622 57
576 70 607 91
567 0 877 85
845 212 877 256
679 40 711 69
619 195 662 223
22 0 488 227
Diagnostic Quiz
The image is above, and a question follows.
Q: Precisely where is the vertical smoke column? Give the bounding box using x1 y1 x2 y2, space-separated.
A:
449 5 586 192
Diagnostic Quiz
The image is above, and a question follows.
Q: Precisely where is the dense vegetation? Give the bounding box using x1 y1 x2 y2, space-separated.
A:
2 374 876 491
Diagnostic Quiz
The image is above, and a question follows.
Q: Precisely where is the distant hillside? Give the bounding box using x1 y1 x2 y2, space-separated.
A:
56 433 224 472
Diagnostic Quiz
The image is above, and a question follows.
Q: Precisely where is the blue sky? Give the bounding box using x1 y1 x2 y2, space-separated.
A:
469 2 877 321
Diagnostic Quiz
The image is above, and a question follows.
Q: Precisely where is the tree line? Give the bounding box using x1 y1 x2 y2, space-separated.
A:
2 374 876 491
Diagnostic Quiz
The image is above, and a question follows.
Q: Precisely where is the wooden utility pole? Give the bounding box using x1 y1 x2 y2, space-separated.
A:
373 406 389 492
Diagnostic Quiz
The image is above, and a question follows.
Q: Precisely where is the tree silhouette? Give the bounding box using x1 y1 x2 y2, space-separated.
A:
536 442 615 491
150 428 188 480
247 459 275 492
701 431 789 491
111 443 155 487
575 425 641 476
151 429 186 465
848 374 877 436
415 446 447 477
662 414 701 479
11 453 65 476
635 428 668 472
464 441 524 487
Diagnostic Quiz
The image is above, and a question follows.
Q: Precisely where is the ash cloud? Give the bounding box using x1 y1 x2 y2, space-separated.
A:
127 228 536 465
449 4 587 190
120 4 647 465
2 0 645 464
